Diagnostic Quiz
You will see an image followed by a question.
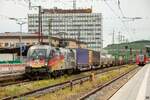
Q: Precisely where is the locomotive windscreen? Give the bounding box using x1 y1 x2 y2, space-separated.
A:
29 49 47 59
139 55 144 61
146 47 150 56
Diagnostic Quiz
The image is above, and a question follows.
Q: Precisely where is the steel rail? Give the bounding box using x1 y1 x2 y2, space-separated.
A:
1 64 132 100
79 66 139 100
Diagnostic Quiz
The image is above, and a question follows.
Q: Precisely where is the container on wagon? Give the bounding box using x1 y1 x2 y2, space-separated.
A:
76 48 89 70
92 51 100 65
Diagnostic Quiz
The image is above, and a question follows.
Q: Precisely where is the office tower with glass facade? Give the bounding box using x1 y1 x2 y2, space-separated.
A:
28 8 102 51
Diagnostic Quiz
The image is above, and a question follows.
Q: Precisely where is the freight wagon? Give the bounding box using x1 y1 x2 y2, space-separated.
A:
89 50 100 69
76 48 90 71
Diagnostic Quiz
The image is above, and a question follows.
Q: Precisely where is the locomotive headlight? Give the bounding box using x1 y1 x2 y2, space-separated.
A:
26 62 31 67
45 63 48 66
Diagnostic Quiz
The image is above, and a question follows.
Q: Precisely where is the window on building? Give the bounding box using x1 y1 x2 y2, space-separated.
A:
5 43 9 47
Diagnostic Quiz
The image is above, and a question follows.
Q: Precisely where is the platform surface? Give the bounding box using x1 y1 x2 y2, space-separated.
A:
0 64 25 75
110 64 150 100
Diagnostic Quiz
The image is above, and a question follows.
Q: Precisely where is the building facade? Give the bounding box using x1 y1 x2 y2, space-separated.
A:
28 8 103 51
0 32 87 49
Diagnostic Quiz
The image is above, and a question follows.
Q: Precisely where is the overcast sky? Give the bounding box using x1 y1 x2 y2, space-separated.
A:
0 0 150 47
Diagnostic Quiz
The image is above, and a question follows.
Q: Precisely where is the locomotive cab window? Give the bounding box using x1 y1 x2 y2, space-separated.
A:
50 49 55 58
30 49 47 59
55 48 61 56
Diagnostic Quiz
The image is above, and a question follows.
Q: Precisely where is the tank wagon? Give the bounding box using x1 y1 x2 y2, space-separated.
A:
25 45 129 77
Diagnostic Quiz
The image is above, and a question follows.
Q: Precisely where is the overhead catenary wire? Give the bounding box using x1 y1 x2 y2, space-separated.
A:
117 0 125 17
103 0 128 33
103 0 126 27
103 0 135 42
116 0 140 42
1 0 145 42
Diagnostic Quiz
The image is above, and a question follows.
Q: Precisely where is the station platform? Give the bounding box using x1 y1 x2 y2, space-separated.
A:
0 64 25 74
110 64 150 100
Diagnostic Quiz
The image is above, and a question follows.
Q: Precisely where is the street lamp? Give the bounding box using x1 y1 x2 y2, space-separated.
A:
9 18 27 61
17 21 26 61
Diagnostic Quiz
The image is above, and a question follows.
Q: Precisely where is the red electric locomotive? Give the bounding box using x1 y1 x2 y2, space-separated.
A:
136 54 146 66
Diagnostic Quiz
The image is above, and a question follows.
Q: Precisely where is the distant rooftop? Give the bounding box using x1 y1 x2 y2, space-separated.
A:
0 32 86 44
0 32 37 37
145 45 150 48
0 32 58 39
42 8 92 14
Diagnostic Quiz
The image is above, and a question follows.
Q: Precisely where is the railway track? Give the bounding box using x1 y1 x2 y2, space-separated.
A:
1 64 135 100
0 64 126 87
0 79 30 87
0 72 24 80
0 72 26 87
79 65 139 100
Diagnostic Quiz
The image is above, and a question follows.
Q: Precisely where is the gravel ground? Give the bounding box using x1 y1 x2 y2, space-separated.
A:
62 66 141 100
84 67 141 100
